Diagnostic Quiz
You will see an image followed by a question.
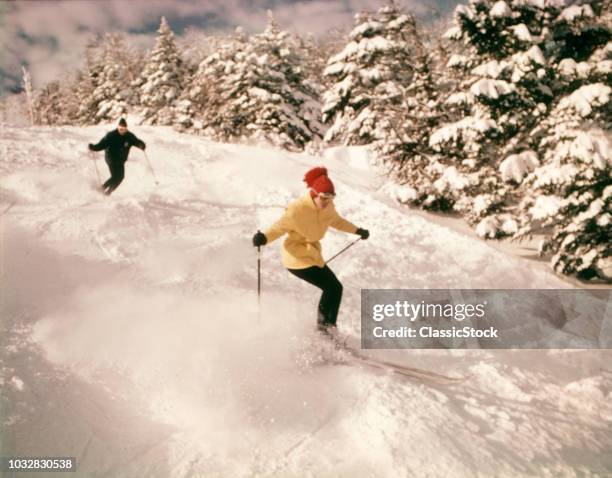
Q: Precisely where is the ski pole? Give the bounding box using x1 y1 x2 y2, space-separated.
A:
325 237 362 265
257 231 262 304
142 150 159 185
89 150 101 186
257 232 262 323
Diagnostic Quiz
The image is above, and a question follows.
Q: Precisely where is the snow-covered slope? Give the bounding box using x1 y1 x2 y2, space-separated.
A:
1 125 611 477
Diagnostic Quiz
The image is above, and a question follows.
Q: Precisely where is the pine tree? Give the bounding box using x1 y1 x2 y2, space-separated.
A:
513 0 611 281
73 38 103 124
72 34 138 124
297 33 332 92
428 0 559 233
175 27 250 134
60 72 85 123
93 34 132 122
33 70 82 126
373 20 447 208
242 12 323 149
33 81 64 125
515 85 610 280
322 3 418 146
136 17 187 125
179 14 323 150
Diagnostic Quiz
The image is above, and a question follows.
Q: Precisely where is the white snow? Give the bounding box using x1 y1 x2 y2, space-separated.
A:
1 125 610 477
349 20 384 39
454 4 475 20
568 129 611 167
473 194 493 215
443 26 462 40
429 117 497 148
525 45 545 65
500 150 539 182
445 92 475 105
472 60 506 78
476 216 499 238
529 195 564 220
11 376 25 391
382 182 419 203
558 83 611 117
470 78 516 99
433 165 470 192
510 24 533 42
447 54 469 68
476 214 519 238
559 4 594 21
490 1 512 17
557 58 589 78
329 36 393 65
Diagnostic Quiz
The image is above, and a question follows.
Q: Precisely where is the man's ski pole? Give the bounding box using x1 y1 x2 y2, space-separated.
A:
89 150 101 186
325 237 362 265
257 233 262 304
143 150 159 185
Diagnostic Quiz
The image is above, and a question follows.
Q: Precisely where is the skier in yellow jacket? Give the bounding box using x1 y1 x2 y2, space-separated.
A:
252 167 369 332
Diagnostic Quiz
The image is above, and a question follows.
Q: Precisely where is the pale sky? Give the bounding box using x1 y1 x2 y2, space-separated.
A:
0 0 458 95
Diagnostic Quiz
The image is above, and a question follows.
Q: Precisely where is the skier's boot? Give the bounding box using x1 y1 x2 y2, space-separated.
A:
317 322 345 348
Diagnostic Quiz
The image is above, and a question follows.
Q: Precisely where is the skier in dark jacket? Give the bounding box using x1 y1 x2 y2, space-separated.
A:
88 118 146 195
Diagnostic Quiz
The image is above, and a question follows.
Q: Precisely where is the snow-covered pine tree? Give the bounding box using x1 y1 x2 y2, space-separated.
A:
73 38 103 124
33 69 83 126
322 3 417 146
60 72 85 123
96 34 132 122
297 33 333 92
179 13 323 150
428 0 559 234
242 12 323 149
174 27 250 133
136 17 187 125
513 1 611 281
515 86 611 281
81 33 138 123
373 19 447 207
124 47 146 110
33 81 64 125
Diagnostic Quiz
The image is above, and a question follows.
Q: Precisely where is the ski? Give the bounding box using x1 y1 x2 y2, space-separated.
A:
321 332 468 385
342 347 469 385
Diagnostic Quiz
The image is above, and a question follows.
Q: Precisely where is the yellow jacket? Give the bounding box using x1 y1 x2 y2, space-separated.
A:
264 194 358 269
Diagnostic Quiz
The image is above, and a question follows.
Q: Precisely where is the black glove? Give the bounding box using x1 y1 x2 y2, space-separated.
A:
88 143 95 151
252 231 267 247
141 143 146 151
356 228 369 240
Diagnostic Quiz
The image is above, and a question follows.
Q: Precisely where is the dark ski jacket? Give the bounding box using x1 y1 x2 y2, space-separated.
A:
91 129 146 164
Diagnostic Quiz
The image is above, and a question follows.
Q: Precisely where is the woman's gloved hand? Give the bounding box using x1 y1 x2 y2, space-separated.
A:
252 231 267 247
356 228 369 240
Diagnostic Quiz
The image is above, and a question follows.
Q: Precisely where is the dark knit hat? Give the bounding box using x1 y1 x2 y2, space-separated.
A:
304 167 335 195
118 118 127 127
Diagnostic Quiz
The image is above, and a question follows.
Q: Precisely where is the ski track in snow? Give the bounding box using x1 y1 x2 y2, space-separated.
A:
1 125 611 477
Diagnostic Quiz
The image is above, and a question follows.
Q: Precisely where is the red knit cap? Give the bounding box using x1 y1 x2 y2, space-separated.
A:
304 167 335 195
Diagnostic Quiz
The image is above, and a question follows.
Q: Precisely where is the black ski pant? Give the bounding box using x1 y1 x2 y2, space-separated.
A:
288 265 343 328
103 159 125 195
